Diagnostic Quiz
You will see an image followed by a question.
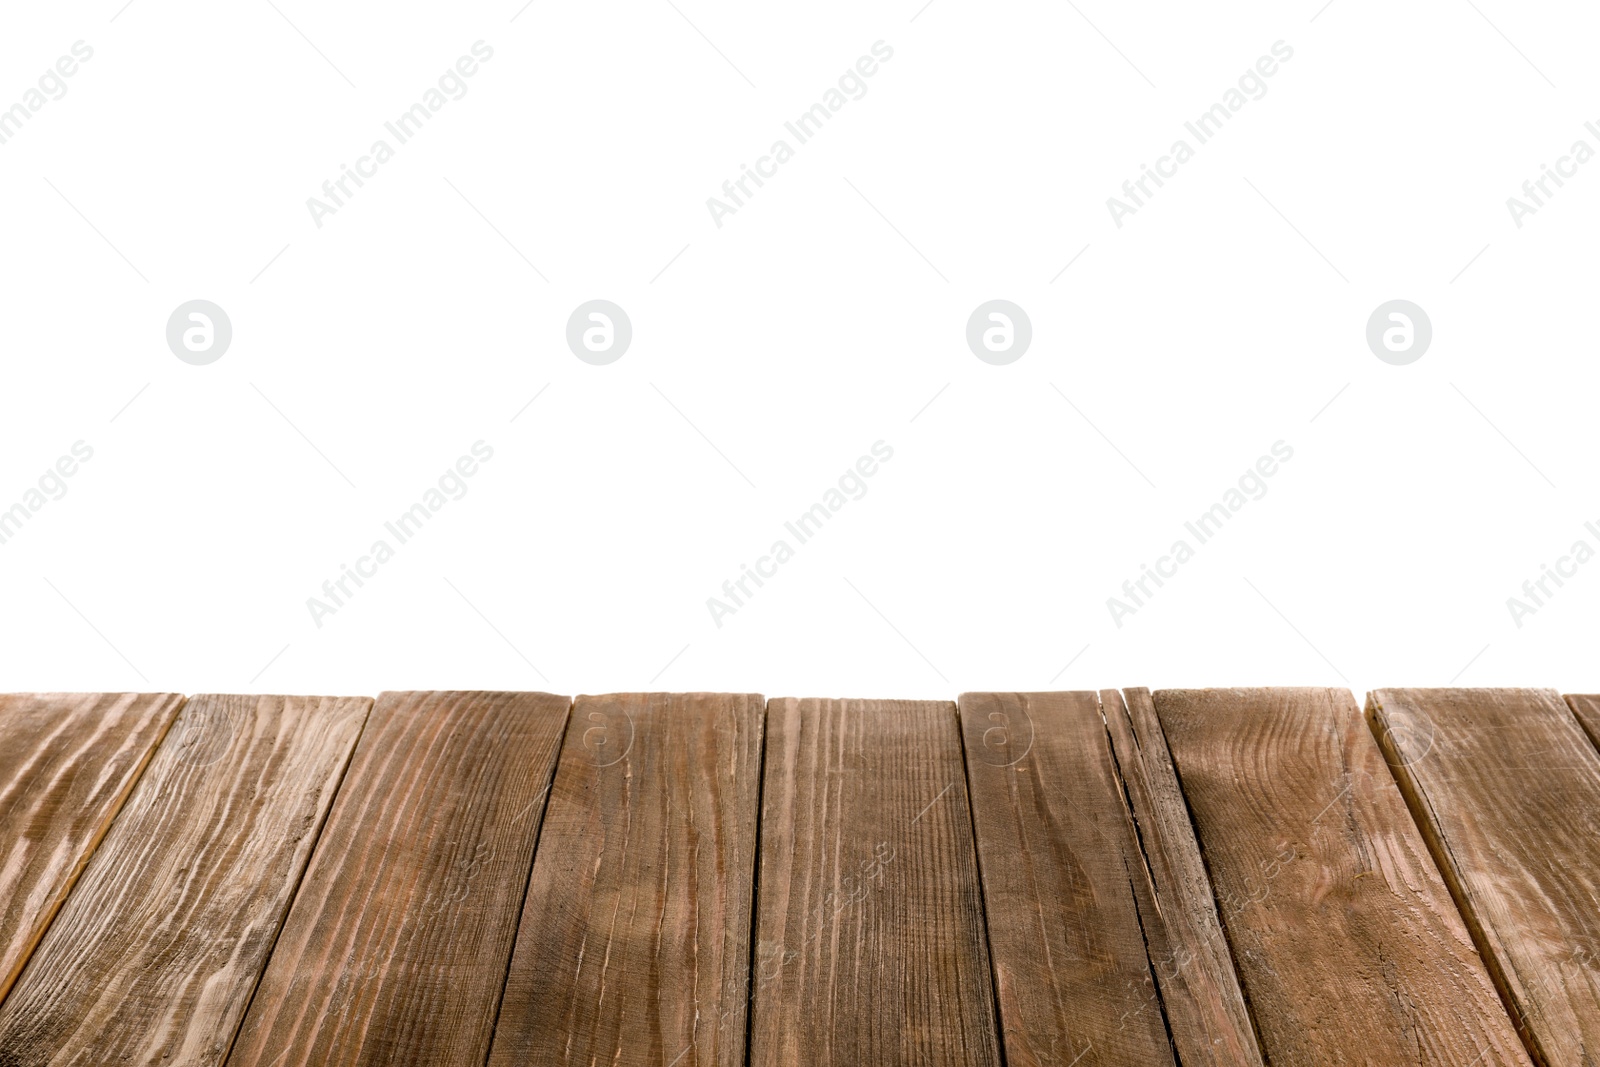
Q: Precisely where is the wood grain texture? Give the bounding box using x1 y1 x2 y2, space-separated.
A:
1565 692 1600 759
1156 687 1530 1067
487 692 763 1067
1370 688 1600 1067
749 698 1000 1067
957 691 1175 1067
227 690 570 1067
0 693 369 1067
1101 688 1264 1067
0 693 184 1010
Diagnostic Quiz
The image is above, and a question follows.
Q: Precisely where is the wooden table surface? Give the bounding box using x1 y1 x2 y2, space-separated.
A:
0 688 1594 1066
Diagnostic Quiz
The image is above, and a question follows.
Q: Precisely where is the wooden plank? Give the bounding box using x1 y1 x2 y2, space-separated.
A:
1101 688 1264 1067
1370 688 1600 1067
227 690 570 1067
1565 692 1600 756
1156 687 1530 1066
0 693 368 1067
486 692 763 1067
749 698 1000 1067
0 692 184 1010
957 691 1175 1067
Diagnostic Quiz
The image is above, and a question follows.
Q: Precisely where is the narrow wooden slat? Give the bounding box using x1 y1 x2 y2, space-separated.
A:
957 691 1175 1067
0 693 368 1067
227 690 570 1067
0 693 184 1009
1156 687 1530 1066
749 698 1000 1067
1371 688 1600 1067
1101 688 1264 1067
486 692 762 1067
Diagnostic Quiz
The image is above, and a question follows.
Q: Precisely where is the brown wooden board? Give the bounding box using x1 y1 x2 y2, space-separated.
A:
957 691 1175 1067
0 693 368 1067
749 698 1000 1067
486 692 763 1067
1571 693 1600 753
226 690 570 1067
1371 688 1600 1067
1156 687 1530 1066
1101 688 1264 1067
0 693 184 1010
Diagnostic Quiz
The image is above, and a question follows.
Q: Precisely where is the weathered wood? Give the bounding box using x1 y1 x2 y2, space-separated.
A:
0 693 369 1067
957 691 1175 1067
0 693 184 1010
227 690 570 1067
1156 687 1530 1066
749 698 1000 1067
1101 688 1264 1067
1371 688 1600 1067
1566 692 1600 756
486 692 762 1067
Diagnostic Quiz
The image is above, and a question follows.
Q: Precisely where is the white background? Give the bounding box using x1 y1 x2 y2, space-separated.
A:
1 0 1596 701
